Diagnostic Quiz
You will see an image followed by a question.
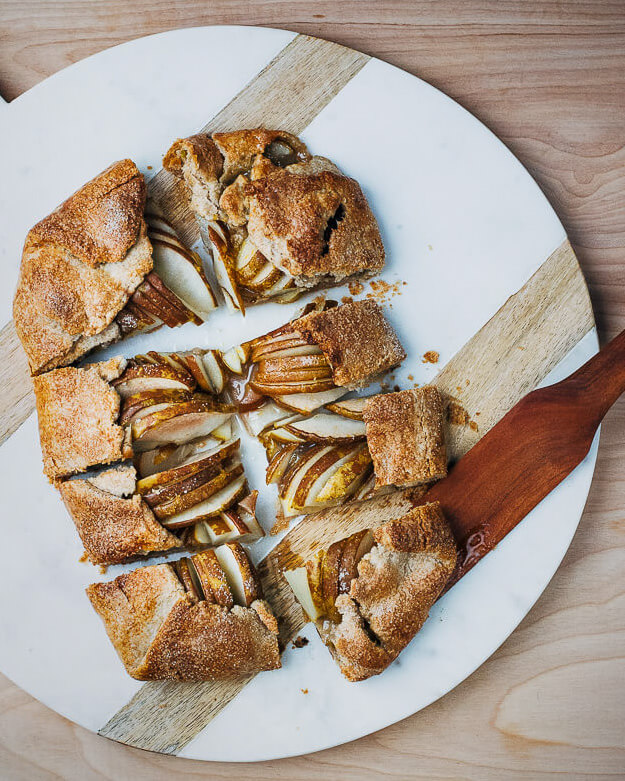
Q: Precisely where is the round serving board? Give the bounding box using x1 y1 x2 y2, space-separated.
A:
0 26 598 762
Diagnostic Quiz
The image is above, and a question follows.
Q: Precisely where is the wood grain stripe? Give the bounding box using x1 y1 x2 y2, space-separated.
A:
0 321 34 447
99 237 595 754
0 34 370 449
148 34 371 246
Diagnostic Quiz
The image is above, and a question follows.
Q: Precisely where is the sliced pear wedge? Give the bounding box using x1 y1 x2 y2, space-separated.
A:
206 220 245 313
113 363 196 398
214 543 261 607
131 397 233 451
160 473 247 528
282 414 366 443
284 566 321 621
274 387 346 415
191 550 233 608
151 239 217 321
326 397 368 421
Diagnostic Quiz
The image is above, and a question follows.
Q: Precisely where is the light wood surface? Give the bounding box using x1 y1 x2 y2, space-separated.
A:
0 2 623 778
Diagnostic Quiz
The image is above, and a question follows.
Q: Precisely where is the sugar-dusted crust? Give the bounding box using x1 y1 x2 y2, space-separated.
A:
59 465 180 565
163 129 309 222
317 502 457 681
292 300 406 388
87 564 281 680
241 158 385 282
13 160 152 374
33 358 128 481
364 386 447 488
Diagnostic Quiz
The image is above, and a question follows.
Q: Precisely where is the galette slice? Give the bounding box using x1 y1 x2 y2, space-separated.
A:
163 129 385 311
87 544 280 680
13 160 217 375
284 502 457 681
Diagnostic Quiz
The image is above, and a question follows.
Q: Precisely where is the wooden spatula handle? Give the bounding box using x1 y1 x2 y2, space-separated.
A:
562 327 625 425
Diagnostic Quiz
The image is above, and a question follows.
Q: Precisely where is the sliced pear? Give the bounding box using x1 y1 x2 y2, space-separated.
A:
152 239 217 321
130 276 191 328
191 550 234 608
241 401 292 437
284 566 320 621
214 543 261 607
160 474 247 528
321 539 345 619
173 350 214 393
266 444 298 484
175 557 205 602
290 445 357 510
134 436 225 478
113 363 196 398
313 444 372 504
221 347 245 375
352 470 377 502
202 350 226 394
326 397 368 421
150 463 244 519
274 387 346 415
282 414 366 443
211 419 233 441
250 376 337 396
206 221 245 313
119 389 192 425
338 529 374 593
131 397 233 451
280 445 335 516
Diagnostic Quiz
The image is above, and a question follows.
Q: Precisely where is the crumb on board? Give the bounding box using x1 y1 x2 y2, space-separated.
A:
301 688 309 694
147 165 153 170
98 564 108 575
348 280 364 296
79 551 88 563
341 295 354 304
365 278 404 305
407 374 414 381
469 420 479 432
447 399 470 426
292 636 310 649
422 350 439 364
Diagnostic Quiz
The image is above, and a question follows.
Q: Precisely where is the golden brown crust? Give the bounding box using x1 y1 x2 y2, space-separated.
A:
33 358 128 481
163 129 308 222
364 386 448 488
293 300 406 387
316 503 457 681
13 161 151 374
243 161 385 281
59 467 181 565
87 564 281 680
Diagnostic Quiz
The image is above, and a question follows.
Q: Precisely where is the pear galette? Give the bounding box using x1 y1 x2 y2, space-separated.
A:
13 160 217 375
284 502 457 681
163 129 385 311
87 544 280 680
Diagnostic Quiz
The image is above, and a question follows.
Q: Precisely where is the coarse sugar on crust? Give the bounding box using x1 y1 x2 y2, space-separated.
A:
314 502 457 681
13 160 151 374
363 386 447 488
59 465 180 565
292 300 406 388
87 563 281 680
33 358 129 482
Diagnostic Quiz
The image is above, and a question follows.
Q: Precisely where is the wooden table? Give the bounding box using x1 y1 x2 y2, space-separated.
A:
1 2 623 778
